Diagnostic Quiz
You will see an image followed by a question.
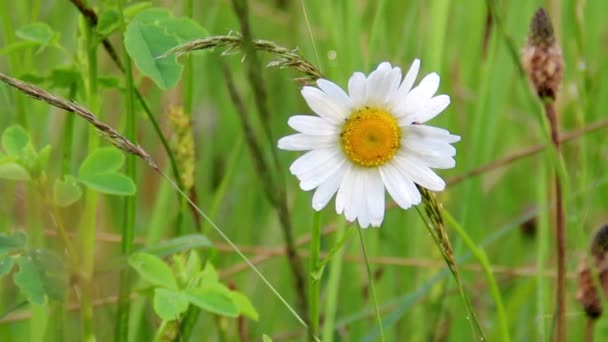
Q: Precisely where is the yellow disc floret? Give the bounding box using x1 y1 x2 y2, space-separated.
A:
340 107 401 167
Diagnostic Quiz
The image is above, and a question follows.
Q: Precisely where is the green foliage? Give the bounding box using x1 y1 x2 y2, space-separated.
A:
124 7 207 89
129 252 178 291
78 147 136 195
2 125 30 157
153 288 189 320
182 285 239 317
0 231 27 256
15 22 59 50
139 234 212 258
0 161 30 181
129 251 258 323
0 256 15 277
13 250 68 304
53 175 83 207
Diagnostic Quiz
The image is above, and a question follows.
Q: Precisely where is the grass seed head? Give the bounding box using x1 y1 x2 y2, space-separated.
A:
576 225 608 319
522 8 563 100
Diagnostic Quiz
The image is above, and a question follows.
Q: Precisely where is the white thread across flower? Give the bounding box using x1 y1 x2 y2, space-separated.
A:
278 60 460 228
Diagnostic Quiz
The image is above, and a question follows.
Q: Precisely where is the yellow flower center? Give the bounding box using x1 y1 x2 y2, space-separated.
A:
340 107 401 167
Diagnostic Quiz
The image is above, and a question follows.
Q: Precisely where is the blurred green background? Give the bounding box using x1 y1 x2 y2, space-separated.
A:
1 0 607 341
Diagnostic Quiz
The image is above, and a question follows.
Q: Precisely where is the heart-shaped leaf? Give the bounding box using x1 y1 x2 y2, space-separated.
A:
124 8 208 89
0 161 30 181
0 256 15 277
230 291 259 321
0 231 26 256
2 125 30 157
79 147 124 176
14 249 68 304
182 284 239 318
129 252 178 291
16 22 58 47
153 288 189 320
53 175 83 207
78 147 136 196
79 173 135 196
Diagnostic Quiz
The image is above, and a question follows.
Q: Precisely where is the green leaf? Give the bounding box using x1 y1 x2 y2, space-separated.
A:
53 175 83 207
153 288 189 320
0 161 30 181
159 17 207 44
0 256 15 277
262 335 273 342
30 145 51 178
15 22 58 47
173 250 202 288
138 234 212 257
0 231 26 256
14 249 68 304
49 68 83 89
124 21 182 89
97 8 121 36
129 253 178 291
182 284 239 318
79 147 124 176
200 263 219 284
230 291 259 321
124 1 153 18
2 125 30 157
124 8 208 89
79 173 136 196
132 8 172 23
78 147 135 195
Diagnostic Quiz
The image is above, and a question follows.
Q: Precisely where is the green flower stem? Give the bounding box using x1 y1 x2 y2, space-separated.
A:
309 211 322 340
321 218 347 342
178 0 195 235
115 0 137 341
442 209 511 342
357 228 385 342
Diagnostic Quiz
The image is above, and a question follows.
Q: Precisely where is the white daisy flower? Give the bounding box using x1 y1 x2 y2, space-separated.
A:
278 60 460 228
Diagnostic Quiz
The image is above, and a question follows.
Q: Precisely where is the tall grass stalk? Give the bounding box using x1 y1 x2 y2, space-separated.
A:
115 1 137 341
442 209 510 342
79 14 100 342
321 219 347 342
357 229 385 342
308 211 322 340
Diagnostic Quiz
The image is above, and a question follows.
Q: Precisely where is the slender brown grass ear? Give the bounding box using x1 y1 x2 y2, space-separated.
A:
522 8 564 100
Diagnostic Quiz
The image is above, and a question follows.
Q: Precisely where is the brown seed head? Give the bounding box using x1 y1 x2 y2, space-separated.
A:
522 8 563 100
576 225 608 319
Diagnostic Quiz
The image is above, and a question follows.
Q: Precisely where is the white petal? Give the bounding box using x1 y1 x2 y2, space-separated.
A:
312 163 347 210
410 95 450 123
404 149 456 169
395 59 420 99
365 62 395 106
335 165 354 215
317 79 351 110
364 169 385 227
301 86 348 123
395 73 441 121
287 115 339 135
380 164 421 209
289 148 340 176
402 137 457 157
278 133 337 151
299 155 347 191
395 155 446 191
350 170 368 228
407 125 461 143
348 72 367 108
